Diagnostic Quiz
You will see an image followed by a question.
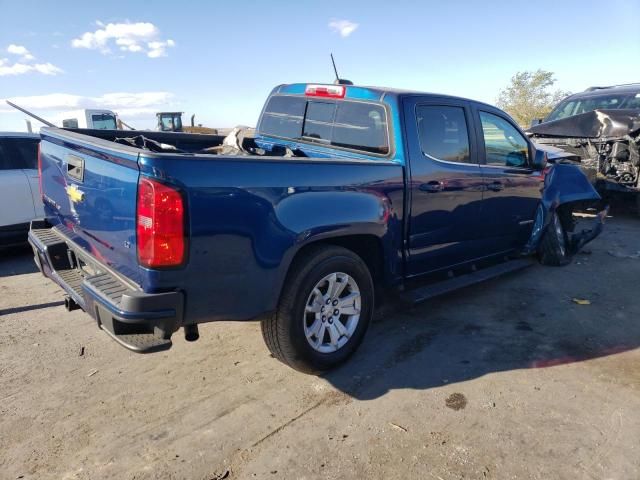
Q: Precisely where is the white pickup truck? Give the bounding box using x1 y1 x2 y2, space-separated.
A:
61 109 118 129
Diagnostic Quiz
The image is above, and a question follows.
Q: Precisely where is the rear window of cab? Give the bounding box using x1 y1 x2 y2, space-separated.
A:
258 95 390 155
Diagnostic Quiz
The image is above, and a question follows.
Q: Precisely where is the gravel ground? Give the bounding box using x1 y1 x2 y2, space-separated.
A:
1 213 639 480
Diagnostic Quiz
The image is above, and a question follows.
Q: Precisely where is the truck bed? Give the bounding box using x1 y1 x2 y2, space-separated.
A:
66 128 235 154
37 127 405 329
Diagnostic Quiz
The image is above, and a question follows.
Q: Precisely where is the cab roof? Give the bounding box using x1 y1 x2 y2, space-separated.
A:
275 83 497 110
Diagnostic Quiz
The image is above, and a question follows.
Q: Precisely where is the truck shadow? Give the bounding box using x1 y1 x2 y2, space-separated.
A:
323 265 640 401
0 245 37 277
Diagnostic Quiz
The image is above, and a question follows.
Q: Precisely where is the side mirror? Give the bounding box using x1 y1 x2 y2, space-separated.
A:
529 118 543 128
532 149 548 170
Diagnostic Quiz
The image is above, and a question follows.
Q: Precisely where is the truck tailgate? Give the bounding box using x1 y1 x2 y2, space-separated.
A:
39 129 143 285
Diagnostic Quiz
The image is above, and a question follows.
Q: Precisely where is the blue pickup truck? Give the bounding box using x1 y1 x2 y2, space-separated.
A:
29 82 606 373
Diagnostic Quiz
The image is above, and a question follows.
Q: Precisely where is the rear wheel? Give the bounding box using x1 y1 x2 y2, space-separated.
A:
538 211 571 266
261 245 374 373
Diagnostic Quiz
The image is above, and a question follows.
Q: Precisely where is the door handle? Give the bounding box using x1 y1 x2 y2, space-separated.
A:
486 181 504 192
66 155 85 182
419 181 444 193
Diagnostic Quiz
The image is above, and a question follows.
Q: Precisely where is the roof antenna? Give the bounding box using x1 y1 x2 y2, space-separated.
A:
331 53 353 86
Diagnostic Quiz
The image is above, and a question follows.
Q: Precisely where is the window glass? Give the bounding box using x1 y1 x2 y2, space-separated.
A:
160 116 173 131
259 96 390 155
303 101 335 143
259 96 306 139
480 111 529 167
13 139 39 169
623 94 640 109
575 95 624 114
159 114 182 132
0 138 39 169
331 102 389 154
174 115 182 131
91 114 117 130
546 93 636 121
416 105 471 163
0 142 8 170
62 118 79 128
546 101 575 121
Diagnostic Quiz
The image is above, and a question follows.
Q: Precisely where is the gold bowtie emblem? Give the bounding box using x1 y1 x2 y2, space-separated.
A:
66 184 85 203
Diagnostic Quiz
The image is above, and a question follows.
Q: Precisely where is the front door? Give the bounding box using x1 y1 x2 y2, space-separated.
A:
403 97 485 276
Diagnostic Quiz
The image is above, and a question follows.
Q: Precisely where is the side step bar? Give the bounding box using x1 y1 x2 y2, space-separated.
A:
401 258 535 305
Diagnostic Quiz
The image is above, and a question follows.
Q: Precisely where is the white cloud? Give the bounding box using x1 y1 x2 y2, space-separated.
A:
7 44 28 55
7 44 35 61
328 19 359 38
71 21 175 58
0 92 175 119
32 63 63 75
0 57 62 76
1 44 61 76
147 39 175 58
7 44 34 60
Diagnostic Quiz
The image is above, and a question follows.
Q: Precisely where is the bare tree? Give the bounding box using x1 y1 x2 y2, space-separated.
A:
496 70 571 127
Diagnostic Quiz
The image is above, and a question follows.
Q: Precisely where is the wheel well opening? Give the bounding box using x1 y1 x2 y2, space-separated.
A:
556 199 598 234
556 203 576 233
294 235 384 287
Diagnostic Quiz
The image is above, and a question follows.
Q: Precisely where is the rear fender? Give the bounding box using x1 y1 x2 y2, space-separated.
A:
273 189 401 295
523 163 602 254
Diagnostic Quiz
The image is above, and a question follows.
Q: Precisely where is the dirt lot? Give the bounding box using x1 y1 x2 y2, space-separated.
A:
1 213 639 480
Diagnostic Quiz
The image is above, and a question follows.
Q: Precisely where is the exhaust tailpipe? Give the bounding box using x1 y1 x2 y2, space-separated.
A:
184 324 199 342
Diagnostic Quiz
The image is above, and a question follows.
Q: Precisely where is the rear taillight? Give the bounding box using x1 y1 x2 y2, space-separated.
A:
37 143 43 200
136 177 186 268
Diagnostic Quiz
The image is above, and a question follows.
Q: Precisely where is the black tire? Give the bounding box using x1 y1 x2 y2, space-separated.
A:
261 245 374 374
538 211 571 266
635 194 640 217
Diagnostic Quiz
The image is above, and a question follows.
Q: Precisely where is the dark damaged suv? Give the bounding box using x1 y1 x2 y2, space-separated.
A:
528 83 640 214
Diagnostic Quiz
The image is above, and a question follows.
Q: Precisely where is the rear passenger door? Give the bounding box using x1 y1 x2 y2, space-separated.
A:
403 97 486 276
0 138 38 228
473 107 542 250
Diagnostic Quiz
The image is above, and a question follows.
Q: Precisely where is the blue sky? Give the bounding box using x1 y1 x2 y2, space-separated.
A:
1 0 639 131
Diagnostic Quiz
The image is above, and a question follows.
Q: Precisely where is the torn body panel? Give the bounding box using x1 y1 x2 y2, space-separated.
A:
528 109 640 195
522 163 604 255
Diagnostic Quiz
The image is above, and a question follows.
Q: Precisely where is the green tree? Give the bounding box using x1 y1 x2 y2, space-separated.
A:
496 70 571 127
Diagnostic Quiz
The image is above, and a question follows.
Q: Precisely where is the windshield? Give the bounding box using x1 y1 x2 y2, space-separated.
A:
546 92 640 122
91 113 117 129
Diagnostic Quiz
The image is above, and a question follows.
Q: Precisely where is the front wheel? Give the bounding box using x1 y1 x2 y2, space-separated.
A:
538 210 571 266
261 245 374 373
